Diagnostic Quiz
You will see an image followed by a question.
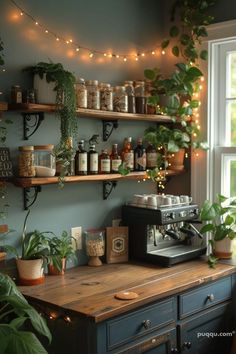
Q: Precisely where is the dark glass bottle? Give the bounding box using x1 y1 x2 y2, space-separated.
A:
88 145 98 174
134 138 146 171
122 137 134 171
110 144 122 173
146 144 158 169
99 149 111 174
75 140 87 175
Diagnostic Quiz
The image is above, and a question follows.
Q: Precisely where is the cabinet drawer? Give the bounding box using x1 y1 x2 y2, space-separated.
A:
106 297 176 350
179 276 232 319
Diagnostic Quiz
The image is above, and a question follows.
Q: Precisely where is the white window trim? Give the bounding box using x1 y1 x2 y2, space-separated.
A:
191 19 236 205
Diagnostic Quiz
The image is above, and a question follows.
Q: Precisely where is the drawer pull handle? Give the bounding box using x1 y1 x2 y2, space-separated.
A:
207 293 215 302
183 341 192 349
142 319 151 329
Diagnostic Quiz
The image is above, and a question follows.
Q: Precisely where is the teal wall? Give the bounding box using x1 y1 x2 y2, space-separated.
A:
0 0 167 266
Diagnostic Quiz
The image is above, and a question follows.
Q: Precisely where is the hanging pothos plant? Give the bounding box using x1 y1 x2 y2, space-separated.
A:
24 62 77 185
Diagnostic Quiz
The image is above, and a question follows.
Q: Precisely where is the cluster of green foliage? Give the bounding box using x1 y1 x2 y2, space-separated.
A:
0 273 51 354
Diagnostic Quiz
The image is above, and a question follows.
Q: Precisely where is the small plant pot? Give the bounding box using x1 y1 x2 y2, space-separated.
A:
214 238 233 259
33 74 57 104
16 258 45 285
168 149 185 171
48 258 66 275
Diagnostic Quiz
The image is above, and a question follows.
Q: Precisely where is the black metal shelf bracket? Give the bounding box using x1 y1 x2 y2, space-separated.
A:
23 186 42 210
22 112 44 140
103 181 117 200
102 120 118 141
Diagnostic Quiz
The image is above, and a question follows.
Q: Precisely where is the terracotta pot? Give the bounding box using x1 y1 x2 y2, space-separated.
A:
16 258 45 285
48 258 66 275
168 149 185 171
214 238 233 259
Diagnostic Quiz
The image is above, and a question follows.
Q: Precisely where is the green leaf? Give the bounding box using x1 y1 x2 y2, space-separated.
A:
200 200 217 221
161 39 170 49
180 33 191 46
189 100 199 108
200 50 208 60
200 224 215 234
217 194 228 203
207 253 218 268
172 46 179 57
5 331 48 354
224 214 234 226
24 308 52 343
144 69 155 80
214 224 231 241
118 162 130 176
169 25 179 37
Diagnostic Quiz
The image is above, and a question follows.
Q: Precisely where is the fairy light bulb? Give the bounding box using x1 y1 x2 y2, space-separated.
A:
76 47 80 52
103 53 107 57
89 52 94 58
151 51 155 55
141 53 145 57
199 85 203 90
45 30 48 33
123 57 127 62
116 54 119 59
196 152 199 157
185 152 188 158
66 40 69 44
135 56 139 61
200 76 205 82
56 37 60 41
108 53 112 58
161 50 166 55
69 39 73 43
197 125 201 129
64 316 71 323
193 133 197 137
20 12 23 16
35 21 39 26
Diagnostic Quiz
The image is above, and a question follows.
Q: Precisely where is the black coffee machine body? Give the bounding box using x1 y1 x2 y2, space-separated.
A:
122 204 206 267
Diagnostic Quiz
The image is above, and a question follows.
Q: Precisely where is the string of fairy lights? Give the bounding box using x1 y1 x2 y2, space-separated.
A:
9 0 167 62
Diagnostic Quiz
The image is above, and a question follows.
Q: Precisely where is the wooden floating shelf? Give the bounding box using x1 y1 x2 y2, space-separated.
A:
0 102 8 111
7 103 172 122
13 170 183 188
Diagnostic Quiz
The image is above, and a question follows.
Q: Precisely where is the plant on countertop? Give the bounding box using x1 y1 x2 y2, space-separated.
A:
47 231 77 274
200 194 236 268
24 61 77 182
0 272 51 354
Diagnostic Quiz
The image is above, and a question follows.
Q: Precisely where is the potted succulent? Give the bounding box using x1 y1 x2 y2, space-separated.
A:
4 210 51 285
0 272 51 353
47 231 77 275
200 194 236 267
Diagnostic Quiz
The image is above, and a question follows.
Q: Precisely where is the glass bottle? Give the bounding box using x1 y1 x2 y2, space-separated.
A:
110 144 122 173
11 85 22 104
76 78 87 108
134 81 146 114
86 80 100 110
99 149 111 174
113 86 128 113
146 144 158 169
75 140 87 175
124 81 136 113
122 137 134 171
88 144 98 174
134 138 146 171
100 83 113 111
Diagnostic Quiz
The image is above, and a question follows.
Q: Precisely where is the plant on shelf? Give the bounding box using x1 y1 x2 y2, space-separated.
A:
4 210 51 285
200 194 236 267
47 231 77 275
24 61 77 181
0 272 51 354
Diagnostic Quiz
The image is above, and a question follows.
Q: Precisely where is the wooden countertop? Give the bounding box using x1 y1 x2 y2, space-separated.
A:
19 260 236 323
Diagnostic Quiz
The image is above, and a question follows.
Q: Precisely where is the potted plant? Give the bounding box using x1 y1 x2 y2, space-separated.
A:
0 272 51 353
200 194 236 267
24 61 77 180
47 231 77 275
4 210 51 285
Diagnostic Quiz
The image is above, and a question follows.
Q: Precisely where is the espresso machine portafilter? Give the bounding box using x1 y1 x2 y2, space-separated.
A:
122 204 206 267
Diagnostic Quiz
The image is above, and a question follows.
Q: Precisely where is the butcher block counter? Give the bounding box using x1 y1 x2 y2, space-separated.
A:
19 260 236 354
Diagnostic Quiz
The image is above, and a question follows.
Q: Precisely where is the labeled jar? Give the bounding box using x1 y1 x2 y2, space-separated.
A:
34 145 56 177
100 83 113 111
85 229 105 266
76 78 87 108
124 81 136 113
113 86 128 113
99 149 110 174
11 85 22 104
18 146 35 177
86 80 100 110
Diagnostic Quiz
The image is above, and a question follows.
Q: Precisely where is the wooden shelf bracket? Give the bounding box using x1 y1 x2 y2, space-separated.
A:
23 186 42 210
102 120 118 141
22 112 44 140
103 181 117 200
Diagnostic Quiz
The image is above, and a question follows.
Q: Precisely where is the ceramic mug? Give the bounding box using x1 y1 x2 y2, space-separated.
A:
156 195 164 206
180 195 192 204
137 195 148 208
147 196 157 209
162 196 172 206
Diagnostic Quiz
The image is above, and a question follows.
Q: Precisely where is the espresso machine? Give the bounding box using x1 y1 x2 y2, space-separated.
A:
122 203 206 267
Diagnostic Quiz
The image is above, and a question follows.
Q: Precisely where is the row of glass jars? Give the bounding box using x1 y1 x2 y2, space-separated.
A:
76 79 148 113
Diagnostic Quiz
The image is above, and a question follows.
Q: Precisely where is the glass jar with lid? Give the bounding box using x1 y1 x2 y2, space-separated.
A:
18 146 35 177
134 80 146 114
34 144 56 177
99 83 113 111
76 78 87 108
113 86 128 113
124 81 136 113
85 229 105 266
86 80 100 110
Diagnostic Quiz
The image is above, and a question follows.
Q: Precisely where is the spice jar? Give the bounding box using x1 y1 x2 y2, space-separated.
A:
99 83 113 111
124 81 136 113
34 145 56 177
113 86 128 113
85 229 105 266
18 146 35 177
86 80 100 110
76 78 87 108
11 85 22 104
